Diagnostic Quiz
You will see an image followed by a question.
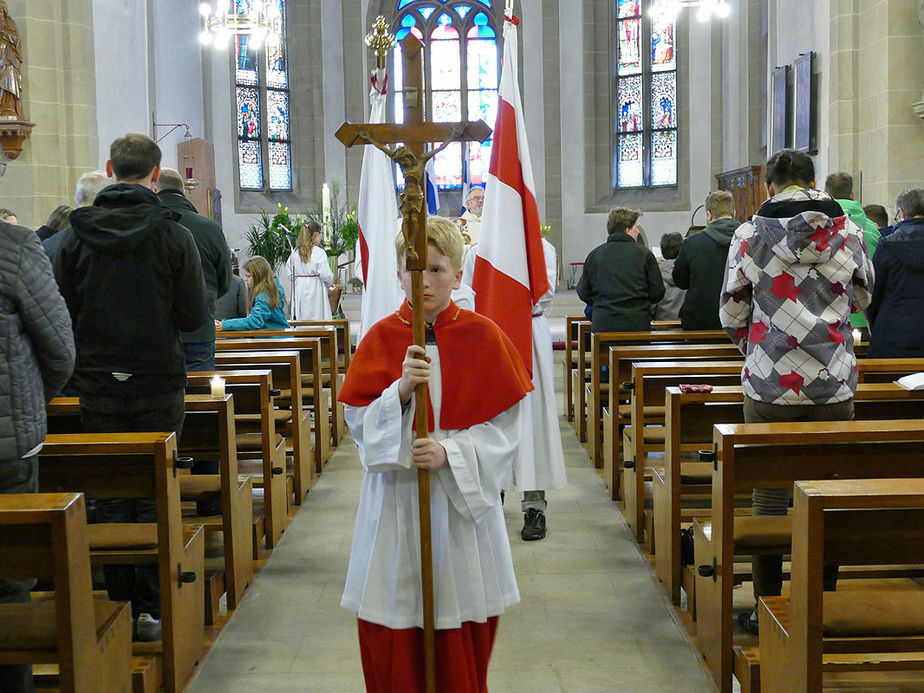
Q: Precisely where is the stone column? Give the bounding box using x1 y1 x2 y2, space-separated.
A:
4 0 97 227
914 0 924 119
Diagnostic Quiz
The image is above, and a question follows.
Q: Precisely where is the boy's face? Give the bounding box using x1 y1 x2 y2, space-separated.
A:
398 242 462 324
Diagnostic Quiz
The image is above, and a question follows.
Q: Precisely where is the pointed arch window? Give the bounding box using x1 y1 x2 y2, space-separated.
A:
391 1 499 190
614 0 677 189
235 0 292 191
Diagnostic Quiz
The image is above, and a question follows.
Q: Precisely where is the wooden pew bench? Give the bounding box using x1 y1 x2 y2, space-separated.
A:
620 360 743 538
214 350 314 503
216 337 329 474
47 395 255 615
217 326 342 446
598 343 741 481
291 319 353 441
0 492 133 693
564 317 588 424
584 329 731 465
655 382 924 609
693 420 924 693
759 478 924 693
187 370 289 550
38 433 205 693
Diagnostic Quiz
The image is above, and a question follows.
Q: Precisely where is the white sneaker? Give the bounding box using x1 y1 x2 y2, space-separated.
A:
135 612 162 642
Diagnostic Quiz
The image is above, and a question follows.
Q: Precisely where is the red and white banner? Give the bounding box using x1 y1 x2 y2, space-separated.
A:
355 69 404 344
471 16 549 375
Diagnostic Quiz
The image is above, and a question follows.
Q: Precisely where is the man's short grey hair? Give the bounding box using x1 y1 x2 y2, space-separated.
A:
156 167 185 193
896 188 924 219
74 170 109 206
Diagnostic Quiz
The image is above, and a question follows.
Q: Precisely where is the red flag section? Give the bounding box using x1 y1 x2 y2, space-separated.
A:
471 17 549 375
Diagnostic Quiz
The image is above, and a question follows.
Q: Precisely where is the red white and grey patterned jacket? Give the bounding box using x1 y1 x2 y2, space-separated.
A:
720 188 874 405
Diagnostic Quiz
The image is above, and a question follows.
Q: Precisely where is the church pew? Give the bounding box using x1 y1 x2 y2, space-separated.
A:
570 320 591 439
214 350 314 503
586 330 733 467
217 326 342 445
620 361 743 540
37 433 205 693
597 342 741 475
693 419 924 693
759 478 924 693
215 337 329 473
46 394 255 611
290 318 353 439
655 382 924 607
0 492 133 693
187 370 289 550
564 317 588 423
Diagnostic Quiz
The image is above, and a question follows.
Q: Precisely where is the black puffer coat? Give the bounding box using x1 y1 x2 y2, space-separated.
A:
672 217 740 330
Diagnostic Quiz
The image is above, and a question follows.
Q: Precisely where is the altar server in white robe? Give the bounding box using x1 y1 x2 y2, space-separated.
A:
285 221 334 320
339 218 532 691
514 236 568 541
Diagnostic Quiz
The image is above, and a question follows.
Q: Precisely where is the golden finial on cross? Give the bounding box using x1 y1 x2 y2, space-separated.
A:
365 15 396 70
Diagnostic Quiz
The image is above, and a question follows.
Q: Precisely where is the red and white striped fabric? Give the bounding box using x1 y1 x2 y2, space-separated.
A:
471 16 549 375
355 69 404 344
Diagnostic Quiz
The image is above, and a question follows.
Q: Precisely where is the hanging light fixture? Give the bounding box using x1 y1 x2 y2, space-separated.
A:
649 0 731 22
199 1 282 50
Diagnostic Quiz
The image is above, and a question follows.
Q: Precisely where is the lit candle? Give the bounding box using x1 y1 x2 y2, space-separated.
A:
852 329 862 344
210 375 225 399
322 183 331 242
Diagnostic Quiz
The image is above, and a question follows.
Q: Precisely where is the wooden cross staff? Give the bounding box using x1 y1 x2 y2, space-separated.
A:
335 29 491 693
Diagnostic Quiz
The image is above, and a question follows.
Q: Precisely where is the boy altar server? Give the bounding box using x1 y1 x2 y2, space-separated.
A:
339 217 532 692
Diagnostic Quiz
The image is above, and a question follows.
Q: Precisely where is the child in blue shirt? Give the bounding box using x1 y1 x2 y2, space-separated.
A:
216 255 290 331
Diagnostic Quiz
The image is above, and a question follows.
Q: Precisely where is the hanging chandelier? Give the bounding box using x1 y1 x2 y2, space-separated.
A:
199 1 281 49
649 0 731 22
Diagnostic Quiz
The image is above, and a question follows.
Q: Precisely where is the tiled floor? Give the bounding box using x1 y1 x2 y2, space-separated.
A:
185 291 716 692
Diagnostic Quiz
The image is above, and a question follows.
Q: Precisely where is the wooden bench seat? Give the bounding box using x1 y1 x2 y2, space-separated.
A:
693 421 924 693
216 337 331 469
214 350 314 504
758 478 924 693
654 381 924 607
0 492 133 692
187 370 289 549
38 433 205 693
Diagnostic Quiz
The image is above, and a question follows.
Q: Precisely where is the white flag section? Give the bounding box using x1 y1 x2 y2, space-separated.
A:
471 18 549 375
356 69 404 344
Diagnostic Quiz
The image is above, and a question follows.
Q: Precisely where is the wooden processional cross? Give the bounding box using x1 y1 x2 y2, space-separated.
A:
335 31 491 693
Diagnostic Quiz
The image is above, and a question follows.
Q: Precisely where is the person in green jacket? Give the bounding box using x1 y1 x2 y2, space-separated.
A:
825 172 880 330
216 255 290 332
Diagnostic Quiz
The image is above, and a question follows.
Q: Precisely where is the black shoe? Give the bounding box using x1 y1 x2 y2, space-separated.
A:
521 508 546 541
737 609 759 635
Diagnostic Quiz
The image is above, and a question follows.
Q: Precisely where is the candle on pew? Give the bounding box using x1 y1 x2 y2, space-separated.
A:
210 375 225 399
852 328 862 345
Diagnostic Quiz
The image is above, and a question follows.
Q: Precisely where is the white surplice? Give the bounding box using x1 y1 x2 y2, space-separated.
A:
341 345 522 630
285 246 334 320
512 238 567 492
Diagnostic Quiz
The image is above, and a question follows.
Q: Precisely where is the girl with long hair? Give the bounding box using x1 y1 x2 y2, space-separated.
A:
216 255 290 331
285 221 335 320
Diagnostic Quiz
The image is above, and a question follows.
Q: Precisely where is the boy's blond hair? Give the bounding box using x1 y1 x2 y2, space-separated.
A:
395 216 465 271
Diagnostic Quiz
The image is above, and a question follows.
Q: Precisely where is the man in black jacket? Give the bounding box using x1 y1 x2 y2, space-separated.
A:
673 191 740 330
577 207 664 332
53 133 208 642
156 167 231 371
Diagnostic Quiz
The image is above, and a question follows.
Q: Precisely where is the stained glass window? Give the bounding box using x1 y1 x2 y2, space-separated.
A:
614 1 677 189
235 0 292 191
392 1 499 190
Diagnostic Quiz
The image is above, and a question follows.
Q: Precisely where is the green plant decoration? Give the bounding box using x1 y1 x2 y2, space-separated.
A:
243 203 304 272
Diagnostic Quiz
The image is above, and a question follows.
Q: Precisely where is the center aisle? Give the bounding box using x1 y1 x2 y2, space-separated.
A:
186 419 714 692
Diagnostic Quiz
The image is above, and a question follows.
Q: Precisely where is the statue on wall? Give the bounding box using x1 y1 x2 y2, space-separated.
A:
0 1 23 120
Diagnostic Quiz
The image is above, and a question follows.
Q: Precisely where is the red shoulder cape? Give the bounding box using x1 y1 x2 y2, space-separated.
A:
339 300 533 431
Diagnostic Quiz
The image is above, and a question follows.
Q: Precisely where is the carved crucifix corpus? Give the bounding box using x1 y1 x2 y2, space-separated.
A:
335 32 491 693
